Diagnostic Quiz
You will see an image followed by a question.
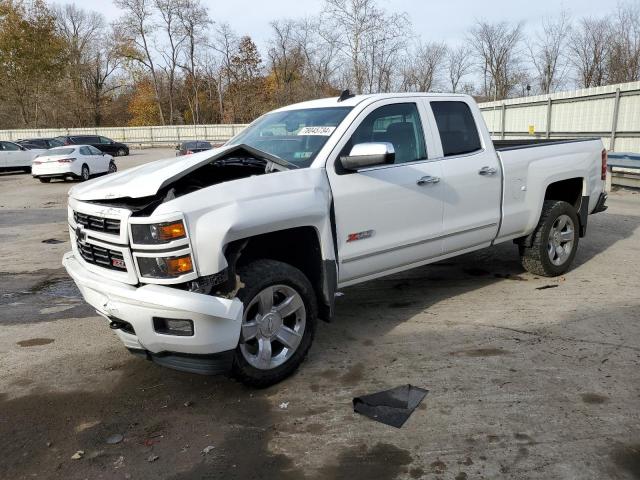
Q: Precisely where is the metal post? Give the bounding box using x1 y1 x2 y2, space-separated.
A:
545 98 552 139
610 88 621 152
500 104 506 140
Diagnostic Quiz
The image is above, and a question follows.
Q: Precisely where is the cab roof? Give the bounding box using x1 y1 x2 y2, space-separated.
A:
273 92 471 113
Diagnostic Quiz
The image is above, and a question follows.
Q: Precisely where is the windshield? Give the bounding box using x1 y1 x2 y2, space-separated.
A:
229 107 352 167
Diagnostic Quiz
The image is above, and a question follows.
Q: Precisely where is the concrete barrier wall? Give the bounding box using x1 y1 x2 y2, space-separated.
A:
479 81 640 153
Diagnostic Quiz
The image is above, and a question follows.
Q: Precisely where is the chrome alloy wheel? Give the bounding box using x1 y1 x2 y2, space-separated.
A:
239 285 306 370
547 214 575 266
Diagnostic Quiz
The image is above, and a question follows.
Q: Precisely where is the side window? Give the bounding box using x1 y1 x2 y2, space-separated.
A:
343 103 427 164
99 136 112 144
430 101 482 157
79 146 91 155
1 141 20 151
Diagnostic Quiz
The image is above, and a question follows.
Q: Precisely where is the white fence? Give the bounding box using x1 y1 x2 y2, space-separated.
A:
0 124 247 146
479 81 640 153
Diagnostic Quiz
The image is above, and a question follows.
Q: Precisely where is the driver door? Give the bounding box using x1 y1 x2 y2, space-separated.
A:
327 100 445 285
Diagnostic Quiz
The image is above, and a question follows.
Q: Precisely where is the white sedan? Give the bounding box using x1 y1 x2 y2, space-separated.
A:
32 145 117 183
0 140 46 173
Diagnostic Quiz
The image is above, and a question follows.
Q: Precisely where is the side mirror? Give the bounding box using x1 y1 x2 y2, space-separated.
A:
340 142 395 171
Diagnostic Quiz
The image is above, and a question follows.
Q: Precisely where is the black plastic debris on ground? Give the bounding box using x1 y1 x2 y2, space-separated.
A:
536 284 558 290
353 384 428 428
42 239 64 244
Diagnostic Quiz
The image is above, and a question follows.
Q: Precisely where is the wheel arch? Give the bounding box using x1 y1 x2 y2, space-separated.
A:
223 226 337 322
517 176 587 248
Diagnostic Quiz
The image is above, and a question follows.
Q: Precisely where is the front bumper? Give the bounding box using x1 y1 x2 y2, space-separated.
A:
63 252 243 357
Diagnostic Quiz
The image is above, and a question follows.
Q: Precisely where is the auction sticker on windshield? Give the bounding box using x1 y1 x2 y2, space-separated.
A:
298 126 336 136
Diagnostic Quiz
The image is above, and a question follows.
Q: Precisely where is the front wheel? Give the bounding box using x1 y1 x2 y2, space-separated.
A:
108 161 117 174
232 259 317 388
520 200 580 277
38 177 51 183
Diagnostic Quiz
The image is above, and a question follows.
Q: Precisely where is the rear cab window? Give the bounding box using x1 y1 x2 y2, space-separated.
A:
430 101 482 157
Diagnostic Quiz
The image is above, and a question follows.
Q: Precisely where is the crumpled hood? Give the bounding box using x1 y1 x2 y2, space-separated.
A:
69 144 237 201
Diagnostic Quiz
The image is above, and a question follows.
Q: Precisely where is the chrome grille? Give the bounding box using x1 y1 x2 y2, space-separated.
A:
77 239 127 272
74 211 120 235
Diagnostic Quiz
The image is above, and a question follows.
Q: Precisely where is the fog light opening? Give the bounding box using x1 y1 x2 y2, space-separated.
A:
153 317 194 337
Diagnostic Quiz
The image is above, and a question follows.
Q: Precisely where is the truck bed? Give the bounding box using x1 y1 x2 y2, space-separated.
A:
493 138 599 151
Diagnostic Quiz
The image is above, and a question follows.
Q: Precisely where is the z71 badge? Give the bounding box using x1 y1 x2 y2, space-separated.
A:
347 230 375 243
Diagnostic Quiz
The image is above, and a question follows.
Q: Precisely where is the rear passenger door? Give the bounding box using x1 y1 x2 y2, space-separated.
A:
88 146 108 172
427 100 502 253
98 136 116 154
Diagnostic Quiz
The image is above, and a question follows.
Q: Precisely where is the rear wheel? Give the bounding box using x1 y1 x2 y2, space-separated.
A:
38 177 51 183
232 259 317 388
520 200 579 277
108 161 117 174
80 164 90 181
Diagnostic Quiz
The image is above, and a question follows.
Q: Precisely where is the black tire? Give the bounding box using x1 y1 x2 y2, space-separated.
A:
23 167 31 174
232 259 317 388
38 177 51 183
80 164 90 181
520 200 580 277
108 161 117 174
116 148 127 157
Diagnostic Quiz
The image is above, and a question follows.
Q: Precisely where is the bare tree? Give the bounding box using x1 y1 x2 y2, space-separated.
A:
84 26 124 126
401 41 447 92
54 4 105 122
294 17 342 94
469 20 524 100
155 0 186 124
176 0 210 124
446 45 472 93
569 17 611 88
268 19 306 105
607 3 640 83
362 10 409 93
322 0 384 94
114 0 165 124
528 11 570 94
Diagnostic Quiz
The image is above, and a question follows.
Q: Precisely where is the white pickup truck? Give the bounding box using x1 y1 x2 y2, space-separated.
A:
63 93 608 386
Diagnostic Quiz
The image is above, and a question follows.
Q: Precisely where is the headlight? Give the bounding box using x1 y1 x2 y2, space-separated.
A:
131 220 186 244
137 254 193 278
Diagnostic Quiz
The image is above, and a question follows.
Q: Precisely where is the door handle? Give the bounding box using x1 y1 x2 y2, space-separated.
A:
417 175 440 186
478 166 498 176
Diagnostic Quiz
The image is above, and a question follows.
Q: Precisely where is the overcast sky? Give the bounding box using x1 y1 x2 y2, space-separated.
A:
56 0 616 49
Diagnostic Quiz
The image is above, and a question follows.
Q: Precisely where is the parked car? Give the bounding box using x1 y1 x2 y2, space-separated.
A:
63 92 608 387
32 145 117 183
176 140 213 156
55 135 129 156
16 138 64 149
0 140 45 173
